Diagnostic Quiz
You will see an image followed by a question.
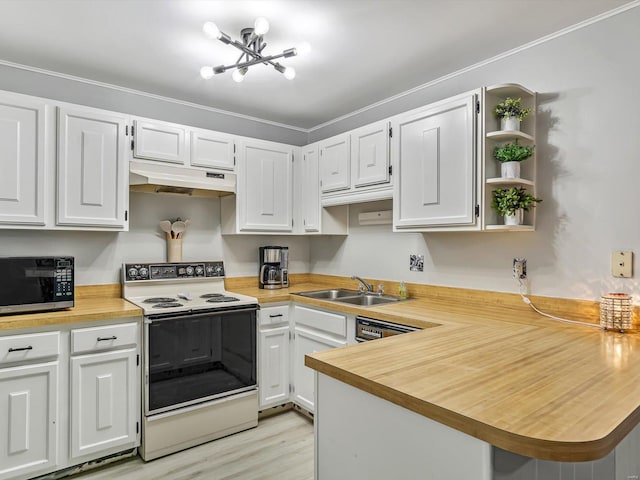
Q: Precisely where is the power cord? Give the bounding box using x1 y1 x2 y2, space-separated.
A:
516 277 601 329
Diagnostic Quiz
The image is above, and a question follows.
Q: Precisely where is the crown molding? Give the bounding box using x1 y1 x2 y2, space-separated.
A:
0 58 308 133
308 1 640 133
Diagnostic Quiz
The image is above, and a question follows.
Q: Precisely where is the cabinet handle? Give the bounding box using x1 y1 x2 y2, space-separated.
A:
97 336 118 342
8 346 33 353
269 314 283 318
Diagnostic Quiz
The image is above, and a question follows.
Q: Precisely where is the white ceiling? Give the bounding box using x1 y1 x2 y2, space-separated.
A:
0 0 630 130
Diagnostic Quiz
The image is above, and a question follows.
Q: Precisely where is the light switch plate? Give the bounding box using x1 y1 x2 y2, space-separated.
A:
611 251 633 278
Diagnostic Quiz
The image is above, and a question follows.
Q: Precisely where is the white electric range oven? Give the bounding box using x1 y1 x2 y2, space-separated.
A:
123 261 258 460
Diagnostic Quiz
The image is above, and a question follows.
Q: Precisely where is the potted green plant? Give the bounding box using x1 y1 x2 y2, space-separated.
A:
491 186 542 225
493 140 535 178
494 97 531 131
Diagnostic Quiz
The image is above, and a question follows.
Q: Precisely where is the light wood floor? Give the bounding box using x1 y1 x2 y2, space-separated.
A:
75 411 314 480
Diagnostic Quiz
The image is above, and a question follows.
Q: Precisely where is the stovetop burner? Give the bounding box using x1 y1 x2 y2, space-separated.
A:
206 297 239 303
153 302 184 308
144 297 178 304
200 293 224 299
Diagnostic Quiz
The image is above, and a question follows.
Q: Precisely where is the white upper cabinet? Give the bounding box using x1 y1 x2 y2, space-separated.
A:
57 106 129 228
393 91 479 231
319 133 350 193
318 122 392 207
236 138 293 232
189 128 235 171
352 120 390 188
0 92 46 226
302 144 321 232
133 119 187 165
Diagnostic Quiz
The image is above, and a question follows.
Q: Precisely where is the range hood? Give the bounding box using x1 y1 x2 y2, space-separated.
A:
129 161 235 198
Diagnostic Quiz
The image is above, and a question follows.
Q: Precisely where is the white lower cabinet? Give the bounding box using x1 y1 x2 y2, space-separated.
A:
0 318 140 480
0 362 58 480
291 305 347 414
293 327 346 413
70 348 138 459
259 327 290 409
259 305 290 409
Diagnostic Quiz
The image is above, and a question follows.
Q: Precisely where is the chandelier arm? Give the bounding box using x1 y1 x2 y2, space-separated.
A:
233 51 290 70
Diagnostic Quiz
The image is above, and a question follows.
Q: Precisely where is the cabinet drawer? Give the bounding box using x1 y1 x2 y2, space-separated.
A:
260 305 289 326
293 306 346 337
0 331 60 365
71 322 138 354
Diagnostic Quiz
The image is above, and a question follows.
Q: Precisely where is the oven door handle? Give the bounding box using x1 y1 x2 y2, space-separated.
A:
146 306 259 323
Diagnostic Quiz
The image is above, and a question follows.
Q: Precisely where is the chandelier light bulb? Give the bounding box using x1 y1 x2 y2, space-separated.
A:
296 41 311 56
203 22 221 39
254 17 270 35
283 67 296 80
200 66 214 79
232 69 247 83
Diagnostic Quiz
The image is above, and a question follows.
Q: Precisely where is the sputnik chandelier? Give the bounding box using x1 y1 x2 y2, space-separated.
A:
200 17 308 83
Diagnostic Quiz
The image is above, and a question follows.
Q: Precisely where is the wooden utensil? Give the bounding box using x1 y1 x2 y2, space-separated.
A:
159 220 172 239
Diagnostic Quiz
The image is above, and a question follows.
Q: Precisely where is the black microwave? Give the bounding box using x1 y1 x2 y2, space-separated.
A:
0 257 74 315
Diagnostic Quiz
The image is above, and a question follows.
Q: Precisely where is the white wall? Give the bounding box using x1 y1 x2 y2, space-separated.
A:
310 7 640 302
0 192 310 285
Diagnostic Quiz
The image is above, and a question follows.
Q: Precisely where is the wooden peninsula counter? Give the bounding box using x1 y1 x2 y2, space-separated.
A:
305 298 640 480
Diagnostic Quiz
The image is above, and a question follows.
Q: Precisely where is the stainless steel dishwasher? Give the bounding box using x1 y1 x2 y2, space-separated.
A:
355 316 419 342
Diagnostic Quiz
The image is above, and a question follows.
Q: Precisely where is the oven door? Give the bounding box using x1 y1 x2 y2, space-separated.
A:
144 306 257 415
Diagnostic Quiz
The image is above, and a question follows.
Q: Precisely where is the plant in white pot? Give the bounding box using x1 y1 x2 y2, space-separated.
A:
493 140 534 179
491 186 542 226
494 97 531 131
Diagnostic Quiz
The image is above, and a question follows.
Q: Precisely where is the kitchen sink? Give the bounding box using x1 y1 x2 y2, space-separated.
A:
294 289 403 306
295 288 360 300
333 295 401 306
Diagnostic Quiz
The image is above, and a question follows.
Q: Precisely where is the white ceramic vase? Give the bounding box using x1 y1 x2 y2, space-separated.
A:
501 161 520 179
167 238 183 262
504 209 524 226
501 116 520 131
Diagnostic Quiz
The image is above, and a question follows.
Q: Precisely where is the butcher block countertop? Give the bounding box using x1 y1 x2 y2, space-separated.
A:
0 284 142 331
228 275 640 463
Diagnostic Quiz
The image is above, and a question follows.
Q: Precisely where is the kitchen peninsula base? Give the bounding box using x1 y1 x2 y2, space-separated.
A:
314 373 640 480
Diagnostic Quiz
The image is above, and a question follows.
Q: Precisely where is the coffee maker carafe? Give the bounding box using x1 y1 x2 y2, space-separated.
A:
259 246 289 289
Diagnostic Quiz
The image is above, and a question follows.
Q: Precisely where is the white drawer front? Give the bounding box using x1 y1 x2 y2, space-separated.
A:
71 322 138 354
293 306 346 337
0 331 60 365
260 305 289 326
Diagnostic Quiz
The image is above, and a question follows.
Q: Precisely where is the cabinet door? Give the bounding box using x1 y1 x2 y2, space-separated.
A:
57 106 128 228
293 328 346 413
70 348 138 459
259 326 290 409
190 129 235 171
393 92 477 229
302 144 321 232
319 134 350 193
0 362 58 480
0 93 47 226
352 121 390 188
238 139 293 232
133 119 186 165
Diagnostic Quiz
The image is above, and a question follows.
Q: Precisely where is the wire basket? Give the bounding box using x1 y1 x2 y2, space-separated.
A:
600 293 633 331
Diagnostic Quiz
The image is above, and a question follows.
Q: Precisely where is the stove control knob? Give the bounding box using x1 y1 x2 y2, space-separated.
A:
186 266 195 276
128 267 138 279
138 267 149 278
214 265 224 276
195 266 204 276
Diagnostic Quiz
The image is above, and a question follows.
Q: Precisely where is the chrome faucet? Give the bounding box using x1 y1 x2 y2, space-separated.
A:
351 275 374 293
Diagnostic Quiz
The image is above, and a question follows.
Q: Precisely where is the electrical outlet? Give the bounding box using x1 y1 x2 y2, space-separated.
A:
513 258 527 280
410 254 424 272
612 251 633 278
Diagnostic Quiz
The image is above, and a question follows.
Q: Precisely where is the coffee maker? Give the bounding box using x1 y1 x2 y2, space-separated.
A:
259 246 289 289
